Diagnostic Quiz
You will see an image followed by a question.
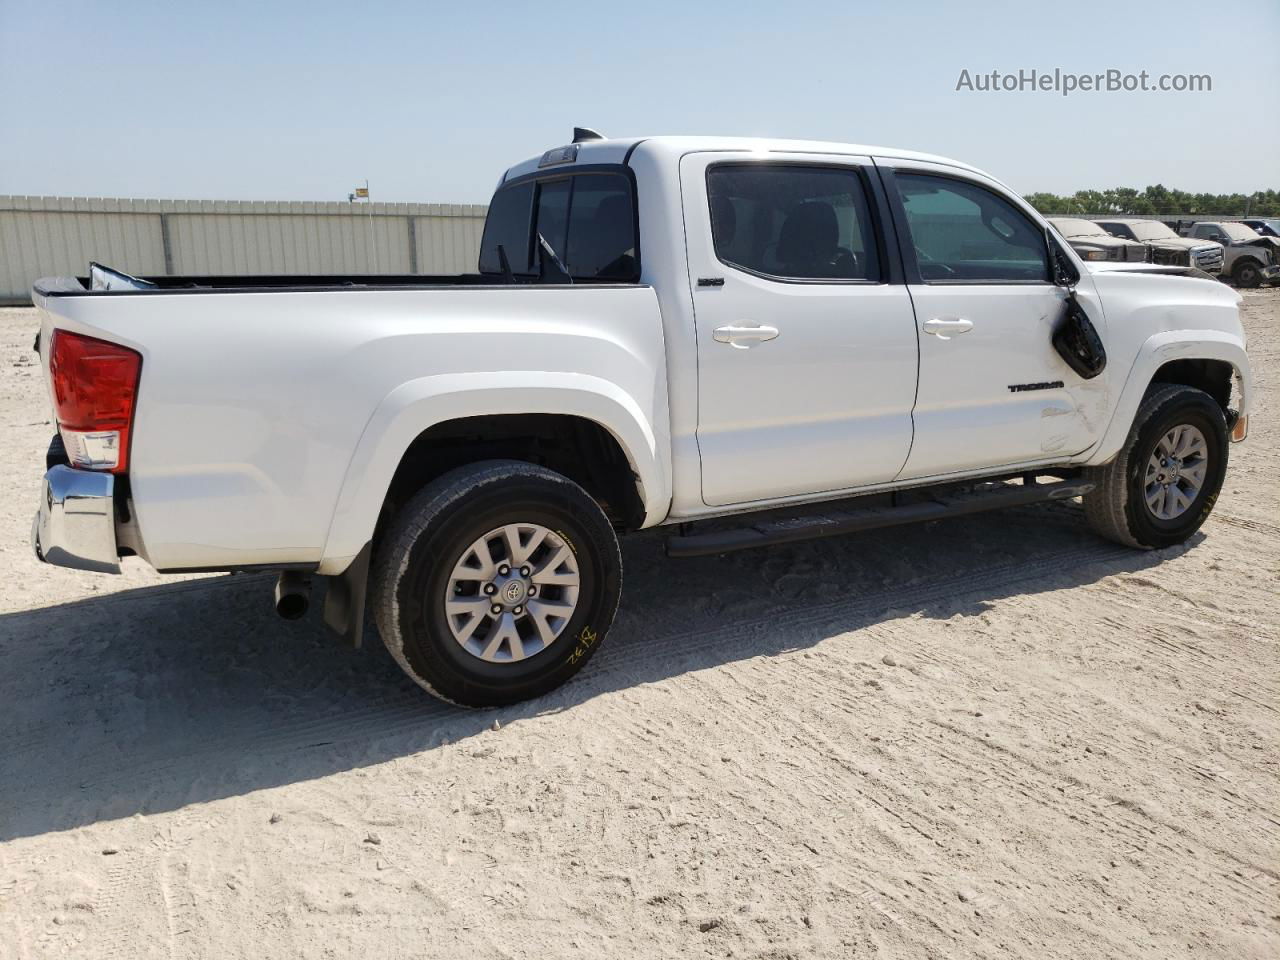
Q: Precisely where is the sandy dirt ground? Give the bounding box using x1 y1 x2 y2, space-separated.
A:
1 292 1277 959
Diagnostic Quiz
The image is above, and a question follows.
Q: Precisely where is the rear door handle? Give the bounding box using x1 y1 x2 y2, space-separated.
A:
922 317 974 340
713 324 780 349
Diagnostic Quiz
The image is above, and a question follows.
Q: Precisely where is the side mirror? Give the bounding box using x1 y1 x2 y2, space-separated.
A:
1046 230 1078 286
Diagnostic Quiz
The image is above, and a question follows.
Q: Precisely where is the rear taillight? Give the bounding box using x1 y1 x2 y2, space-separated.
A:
49 330 142 473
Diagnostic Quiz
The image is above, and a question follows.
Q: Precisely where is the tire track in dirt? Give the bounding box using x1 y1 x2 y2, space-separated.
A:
1213 513 1280 538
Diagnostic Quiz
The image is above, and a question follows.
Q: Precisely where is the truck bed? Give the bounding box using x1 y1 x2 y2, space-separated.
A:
31 272 667 573
34 271 642 298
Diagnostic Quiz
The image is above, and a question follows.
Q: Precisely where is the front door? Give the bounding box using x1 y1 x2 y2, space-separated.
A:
681 152 920 506
882 161 1109 479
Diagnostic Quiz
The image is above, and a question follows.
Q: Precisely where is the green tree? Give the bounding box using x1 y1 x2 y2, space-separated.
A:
1024 184 1279 217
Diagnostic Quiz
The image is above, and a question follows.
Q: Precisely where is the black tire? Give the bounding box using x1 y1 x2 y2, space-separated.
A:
1233 259 1262 289
370 460 622 707
1083 384 1228 549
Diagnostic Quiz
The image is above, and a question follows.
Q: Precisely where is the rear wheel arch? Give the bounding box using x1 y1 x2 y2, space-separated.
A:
380 413 646 540
319 377 669 573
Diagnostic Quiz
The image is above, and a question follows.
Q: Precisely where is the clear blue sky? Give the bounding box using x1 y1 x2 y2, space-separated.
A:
1 0 1275 203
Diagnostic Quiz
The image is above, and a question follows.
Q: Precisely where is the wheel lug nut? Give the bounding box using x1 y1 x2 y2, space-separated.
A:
483 583 496 595
498 564 510 576
520 565 531 577
528 586 537 596
513 605 523 615
490 604 502 616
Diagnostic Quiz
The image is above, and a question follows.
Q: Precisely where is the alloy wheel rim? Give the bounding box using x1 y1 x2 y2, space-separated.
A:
1143 424 1208 521
443 523 580 663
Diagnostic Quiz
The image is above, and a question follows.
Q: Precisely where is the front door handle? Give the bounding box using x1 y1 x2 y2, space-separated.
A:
922 317 974 340
713 324 780 349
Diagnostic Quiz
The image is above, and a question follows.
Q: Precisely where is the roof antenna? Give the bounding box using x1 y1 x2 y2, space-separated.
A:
573 127 605 143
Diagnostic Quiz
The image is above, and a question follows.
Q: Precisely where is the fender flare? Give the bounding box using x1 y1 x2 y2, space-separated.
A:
1085 330 1251 467
318 371 670 573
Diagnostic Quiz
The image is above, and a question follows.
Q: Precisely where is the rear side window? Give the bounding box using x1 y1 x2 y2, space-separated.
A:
478 172 638 281
706 165 881 281
895 173 1048 282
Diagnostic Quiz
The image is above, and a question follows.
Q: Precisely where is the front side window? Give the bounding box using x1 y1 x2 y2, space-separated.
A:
706 165 881 281
895 173 1048 282
478 171 638 281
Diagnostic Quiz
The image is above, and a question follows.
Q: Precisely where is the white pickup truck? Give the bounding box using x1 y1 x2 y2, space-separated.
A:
30 132 1252 706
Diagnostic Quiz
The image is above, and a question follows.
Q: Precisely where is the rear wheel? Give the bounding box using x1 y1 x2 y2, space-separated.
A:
371 461 622 707
1083 385 1228 549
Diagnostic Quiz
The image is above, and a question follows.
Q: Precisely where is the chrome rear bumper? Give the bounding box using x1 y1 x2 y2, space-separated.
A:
31 465 121 573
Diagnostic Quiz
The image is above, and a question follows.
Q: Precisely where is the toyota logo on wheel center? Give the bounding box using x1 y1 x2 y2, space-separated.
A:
502 580 526 604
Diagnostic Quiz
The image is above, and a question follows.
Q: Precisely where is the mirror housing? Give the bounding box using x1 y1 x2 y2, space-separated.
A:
1046 230 1080 286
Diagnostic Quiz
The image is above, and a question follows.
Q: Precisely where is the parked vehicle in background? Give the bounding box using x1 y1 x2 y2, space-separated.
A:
1181 221 1280 288
27 133 1253 707
1096 219 1224 276
1048 218 1148 262
1241 218 1280 238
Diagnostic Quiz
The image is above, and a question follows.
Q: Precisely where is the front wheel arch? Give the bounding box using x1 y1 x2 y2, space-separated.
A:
1085 332 1250 471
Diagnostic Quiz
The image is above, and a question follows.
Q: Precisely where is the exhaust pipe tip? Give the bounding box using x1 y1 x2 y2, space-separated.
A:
274 572 311 620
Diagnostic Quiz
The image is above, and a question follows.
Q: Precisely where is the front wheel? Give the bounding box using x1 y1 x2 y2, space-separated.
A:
1233 260 1263 288
1083 384 1228 549
370 461 622 707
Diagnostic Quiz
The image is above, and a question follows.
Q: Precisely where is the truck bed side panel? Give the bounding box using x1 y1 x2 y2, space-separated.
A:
36 286 669 571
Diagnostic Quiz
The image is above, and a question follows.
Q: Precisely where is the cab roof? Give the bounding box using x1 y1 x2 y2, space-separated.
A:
499 135 992 187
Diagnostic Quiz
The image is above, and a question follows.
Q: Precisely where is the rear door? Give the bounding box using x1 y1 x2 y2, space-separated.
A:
880 160 1108 479
680 152 919 506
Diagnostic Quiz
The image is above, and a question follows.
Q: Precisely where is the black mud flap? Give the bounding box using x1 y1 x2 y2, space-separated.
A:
1052 290 1107 380
322 541 372 648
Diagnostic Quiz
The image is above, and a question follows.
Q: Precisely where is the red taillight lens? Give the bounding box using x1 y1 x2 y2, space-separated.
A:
49 330 142 473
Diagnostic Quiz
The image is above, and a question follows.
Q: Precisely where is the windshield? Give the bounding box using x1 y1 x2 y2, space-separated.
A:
1218 222 1261 242
1129 221 1179 241
1053 219 1109 238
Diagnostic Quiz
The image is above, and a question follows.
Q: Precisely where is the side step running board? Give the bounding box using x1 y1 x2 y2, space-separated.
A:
665 479 1095 558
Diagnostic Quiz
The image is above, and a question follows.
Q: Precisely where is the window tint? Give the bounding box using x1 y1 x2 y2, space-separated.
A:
534 179 572 265
478 181 534 274
478 172 638 281
563 174 638 280
896 174 1048 282
706 165 881 281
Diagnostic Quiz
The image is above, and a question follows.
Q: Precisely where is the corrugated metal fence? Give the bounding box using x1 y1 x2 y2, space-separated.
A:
0 195 489 304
